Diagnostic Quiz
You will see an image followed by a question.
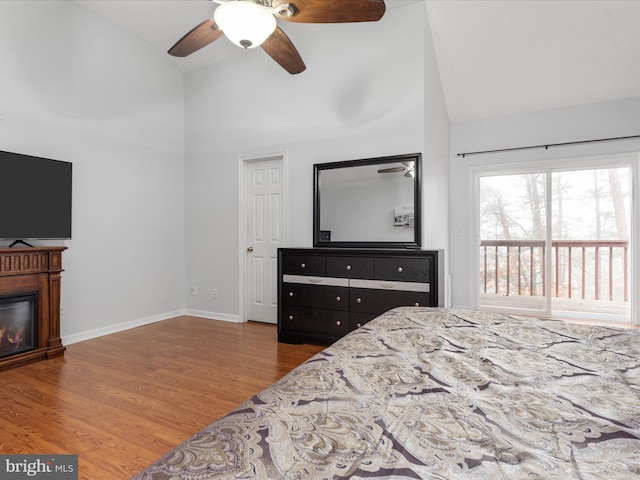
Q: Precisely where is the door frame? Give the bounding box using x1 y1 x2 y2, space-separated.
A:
238 151 289 323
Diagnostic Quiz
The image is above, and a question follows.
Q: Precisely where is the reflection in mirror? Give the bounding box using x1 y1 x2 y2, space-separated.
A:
314 153 421 248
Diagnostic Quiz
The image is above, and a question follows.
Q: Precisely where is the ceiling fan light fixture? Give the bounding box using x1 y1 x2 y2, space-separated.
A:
214 1 277 49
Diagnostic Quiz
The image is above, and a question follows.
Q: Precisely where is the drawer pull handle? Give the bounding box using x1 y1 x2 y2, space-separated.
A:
300 263 306 268
397 266 404 273
356 297 362 303
336 321 341 326
288 315 294 320
288 292 294 297
356 323 362 328
414 302 420 307
346 265 352 271
336 296 341 302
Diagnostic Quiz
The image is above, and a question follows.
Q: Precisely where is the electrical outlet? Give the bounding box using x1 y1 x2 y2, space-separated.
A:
212 289 218 299
190 285 197 296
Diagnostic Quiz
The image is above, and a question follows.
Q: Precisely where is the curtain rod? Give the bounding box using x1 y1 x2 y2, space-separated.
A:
456 134 640 158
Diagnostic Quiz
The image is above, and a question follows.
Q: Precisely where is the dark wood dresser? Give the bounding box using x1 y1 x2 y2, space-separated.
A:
278 248 443 343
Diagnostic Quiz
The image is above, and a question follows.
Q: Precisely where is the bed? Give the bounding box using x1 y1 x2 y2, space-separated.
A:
131 307 640 479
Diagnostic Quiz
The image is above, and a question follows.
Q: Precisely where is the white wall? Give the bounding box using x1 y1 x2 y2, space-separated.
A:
449 97 640 309
183 2 449 320
0 1 452 340
423 1 451 303
0 1 186 342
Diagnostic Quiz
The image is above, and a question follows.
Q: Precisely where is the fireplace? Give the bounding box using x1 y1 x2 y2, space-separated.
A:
0 247 66 371
0 294 36 358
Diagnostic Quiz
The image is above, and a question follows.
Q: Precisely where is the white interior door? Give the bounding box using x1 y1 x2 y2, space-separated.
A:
244 157 285 323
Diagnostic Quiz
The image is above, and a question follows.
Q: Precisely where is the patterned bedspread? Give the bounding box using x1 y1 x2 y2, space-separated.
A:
131 308 640 479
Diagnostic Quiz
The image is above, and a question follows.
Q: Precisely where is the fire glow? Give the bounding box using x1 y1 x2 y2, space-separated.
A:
0 323 25 350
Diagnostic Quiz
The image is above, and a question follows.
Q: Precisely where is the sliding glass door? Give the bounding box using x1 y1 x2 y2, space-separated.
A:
479 173 548 312
477 163 632 322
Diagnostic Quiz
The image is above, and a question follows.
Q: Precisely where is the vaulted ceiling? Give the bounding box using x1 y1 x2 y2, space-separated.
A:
74 0 640 124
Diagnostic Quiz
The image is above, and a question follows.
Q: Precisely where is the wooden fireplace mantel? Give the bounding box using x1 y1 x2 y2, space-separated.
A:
0 246 66 371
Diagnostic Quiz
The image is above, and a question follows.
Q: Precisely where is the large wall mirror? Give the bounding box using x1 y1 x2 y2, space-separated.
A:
313 153 422 248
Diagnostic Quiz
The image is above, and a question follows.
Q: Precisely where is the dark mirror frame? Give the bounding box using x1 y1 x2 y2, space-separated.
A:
313 153 422 249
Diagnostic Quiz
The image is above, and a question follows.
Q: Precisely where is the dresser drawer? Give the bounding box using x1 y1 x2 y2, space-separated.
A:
374 257 431 282
326 256 374 279
350 312 378 330
282 283 348 311
350 287 430 315
281 254 325 276
282 306 349 337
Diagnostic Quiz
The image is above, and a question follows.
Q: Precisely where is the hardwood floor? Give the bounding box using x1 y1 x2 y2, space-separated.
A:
0 316 325 479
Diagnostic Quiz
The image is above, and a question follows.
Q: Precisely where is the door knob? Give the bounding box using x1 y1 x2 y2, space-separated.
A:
247 246 254 252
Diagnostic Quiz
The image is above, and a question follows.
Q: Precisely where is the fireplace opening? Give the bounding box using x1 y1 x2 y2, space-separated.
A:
0 294 37 359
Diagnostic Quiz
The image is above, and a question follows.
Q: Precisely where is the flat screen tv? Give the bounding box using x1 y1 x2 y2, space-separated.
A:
0 150 72 243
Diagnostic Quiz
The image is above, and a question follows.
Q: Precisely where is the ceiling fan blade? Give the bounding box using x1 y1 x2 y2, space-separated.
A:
261 27 306 74
378 167 406 174
274 0 385 23
168 19 224 57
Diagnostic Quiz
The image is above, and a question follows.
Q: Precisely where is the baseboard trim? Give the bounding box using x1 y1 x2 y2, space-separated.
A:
63 310 185 345
62 309 243 345
183 309 242 323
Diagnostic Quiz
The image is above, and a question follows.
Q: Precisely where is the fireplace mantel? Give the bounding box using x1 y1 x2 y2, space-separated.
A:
0 246 66 371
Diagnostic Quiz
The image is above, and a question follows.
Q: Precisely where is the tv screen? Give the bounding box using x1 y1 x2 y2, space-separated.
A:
0 150 72 241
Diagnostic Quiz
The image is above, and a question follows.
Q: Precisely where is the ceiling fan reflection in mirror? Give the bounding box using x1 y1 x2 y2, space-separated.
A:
168 0 386 74
378 161 415 177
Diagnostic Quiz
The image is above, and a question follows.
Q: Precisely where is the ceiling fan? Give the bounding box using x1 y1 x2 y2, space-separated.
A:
168 0 386 74
378 161 415 177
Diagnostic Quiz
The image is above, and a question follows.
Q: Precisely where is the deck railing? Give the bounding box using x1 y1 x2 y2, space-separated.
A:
480 239 628 303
